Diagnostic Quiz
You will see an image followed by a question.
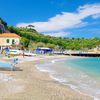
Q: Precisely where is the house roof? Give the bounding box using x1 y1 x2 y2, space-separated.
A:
0 33 20 38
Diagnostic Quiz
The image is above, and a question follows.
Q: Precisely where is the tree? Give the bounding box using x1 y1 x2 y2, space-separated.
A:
21 37 30 48
28 40 37 50
46 43 56 49
6 23 100 51
27 24 34 28
36 42 45 47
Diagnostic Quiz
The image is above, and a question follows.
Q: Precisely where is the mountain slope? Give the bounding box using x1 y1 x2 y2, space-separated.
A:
0 18 100 50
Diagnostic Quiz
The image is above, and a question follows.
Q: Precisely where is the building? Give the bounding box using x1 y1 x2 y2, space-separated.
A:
0 33 20 50
94 45 100 53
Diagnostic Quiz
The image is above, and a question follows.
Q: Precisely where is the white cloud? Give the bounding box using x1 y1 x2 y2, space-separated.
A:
16 3 100 33
78 4 100 18
45 31 71 37
92 14 100 19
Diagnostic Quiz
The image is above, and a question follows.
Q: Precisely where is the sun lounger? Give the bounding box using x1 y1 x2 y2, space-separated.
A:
0 58 18 71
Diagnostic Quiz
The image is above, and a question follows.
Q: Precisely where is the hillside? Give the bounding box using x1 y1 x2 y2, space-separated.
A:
0 18 100 50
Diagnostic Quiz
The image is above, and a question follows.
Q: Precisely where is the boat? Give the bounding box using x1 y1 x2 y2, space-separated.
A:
8 49 22 55
23 51 37 56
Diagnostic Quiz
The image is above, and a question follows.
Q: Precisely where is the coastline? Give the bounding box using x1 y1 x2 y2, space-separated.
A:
35 56 96 100
0 55 93 100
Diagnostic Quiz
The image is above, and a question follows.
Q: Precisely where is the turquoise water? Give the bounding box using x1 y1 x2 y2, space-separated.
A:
37 57 100 99
64 58 100 79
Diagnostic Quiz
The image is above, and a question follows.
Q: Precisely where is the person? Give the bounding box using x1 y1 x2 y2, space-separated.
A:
11 56 15 70
23 50 24 58
6 52 10 58
11 56 18 71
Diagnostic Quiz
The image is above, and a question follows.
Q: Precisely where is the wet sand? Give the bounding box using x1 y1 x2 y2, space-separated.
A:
0 55 93 100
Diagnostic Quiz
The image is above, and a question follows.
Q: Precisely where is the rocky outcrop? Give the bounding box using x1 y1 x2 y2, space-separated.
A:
0 18 8 33
0 23 5 33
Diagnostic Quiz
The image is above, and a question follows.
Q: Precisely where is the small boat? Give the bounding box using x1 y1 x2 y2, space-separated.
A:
23 51 36 56
9 49 22 55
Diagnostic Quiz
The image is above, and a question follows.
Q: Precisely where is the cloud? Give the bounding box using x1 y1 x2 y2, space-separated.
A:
16 3 100 33
92 14 100 19
45 31 71 37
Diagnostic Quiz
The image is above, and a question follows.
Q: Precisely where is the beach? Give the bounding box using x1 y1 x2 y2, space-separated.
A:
0 55 93 100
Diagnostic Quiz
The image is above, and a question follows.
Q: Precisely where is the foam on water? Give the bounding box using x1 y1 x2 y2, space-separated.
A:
36 58 100 100
50 74 67 83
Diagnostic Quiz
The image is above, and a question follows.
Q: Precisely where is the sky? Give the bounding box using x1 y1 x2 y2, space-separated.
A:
0 0 100 38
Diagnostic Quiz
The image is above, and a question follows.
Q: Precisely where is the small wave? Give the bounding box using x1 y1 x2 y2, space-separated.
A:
35 58 100 100
35 65 55 74
50 75 67 83
49 74 93 99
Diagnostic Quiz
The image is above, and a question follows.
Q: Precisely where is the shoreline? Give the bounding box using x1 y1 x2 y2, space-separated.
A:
0 55 93 100
34 56 94 100
35 56 96 100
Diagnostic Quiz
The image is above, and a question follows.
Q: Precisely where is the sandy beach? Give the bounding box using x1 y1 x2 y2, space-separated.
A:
0 55 93 100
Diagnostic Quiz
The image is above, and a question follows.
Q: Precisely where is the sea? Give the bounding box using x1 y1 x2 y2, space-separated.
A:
36 57 100 100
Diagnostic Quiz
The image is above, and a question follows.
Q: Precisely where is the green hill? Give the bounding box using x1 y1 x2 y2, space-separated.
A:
0 18 100 50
